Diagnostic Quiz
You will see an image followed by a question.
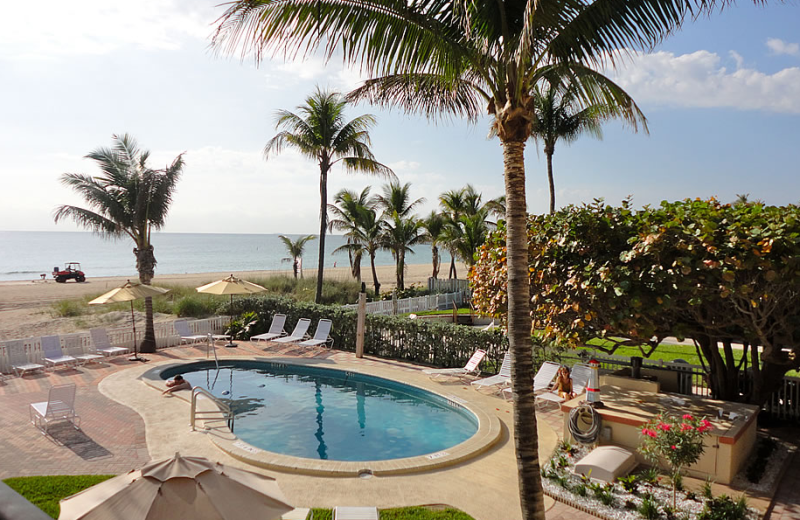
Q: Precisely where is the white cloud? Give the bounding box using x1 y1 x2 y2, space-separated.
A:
606 49 800 114
766 38 800 57
0 0 212 59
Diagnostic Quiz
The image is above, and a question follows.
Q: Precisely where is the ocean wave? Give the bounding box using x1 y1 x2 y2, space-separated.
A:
2 270 44 275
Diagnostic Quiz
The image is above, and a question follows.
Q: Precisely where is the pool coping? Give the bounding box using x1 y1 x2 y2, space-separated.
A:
141 356 503 477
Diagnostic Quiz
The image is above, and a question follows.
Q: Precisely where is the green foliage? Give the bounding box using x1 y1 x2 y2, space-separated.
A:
311 507 475 520
685 491 697 501
174 295 219 318
311 509 333 520
672 472 684 492
381 283 430 300
3 475 114 518
701 478 715 500
51 299 84 317
573 483 588 497
226 311 260 339
638 494 662 520
236 296 507 369
253 276 362 305
592 483 616 506
617 474 640 494
640 467 661 486
746 437 777 483
697 495 750 520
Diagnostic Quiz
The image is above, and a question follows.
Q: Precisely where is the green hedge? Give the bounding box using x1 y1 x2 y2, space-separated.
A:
234 296 508 372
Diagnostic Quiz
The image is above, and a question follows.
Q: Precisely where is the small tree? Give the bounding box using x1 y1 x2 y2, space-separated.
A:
639 413 712 508
278 234 316 279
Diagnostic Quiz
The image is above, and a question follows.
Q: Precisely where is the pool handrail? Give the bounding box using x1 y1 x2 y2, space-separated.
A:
190 386 234 432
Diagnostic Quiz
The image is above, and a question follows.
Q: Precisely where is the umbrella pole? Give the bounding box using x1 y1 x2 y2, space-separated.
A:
130 300 145 362
225 294 236 348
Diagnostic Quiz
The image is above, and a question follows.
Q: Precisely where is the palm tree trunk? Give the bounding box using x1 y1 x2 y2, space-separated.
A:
370 251 380 298
135 244 157 354
449 253 457 279
502 139 546 520
354 250 362 282
546 150 556 215
397 250 405 290
316 166 328 304
293 257 298 279
432 245 440 279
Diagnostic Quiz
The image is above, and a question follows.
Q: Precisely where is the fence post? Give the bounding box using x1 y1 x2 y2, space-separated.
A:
356 288 366 358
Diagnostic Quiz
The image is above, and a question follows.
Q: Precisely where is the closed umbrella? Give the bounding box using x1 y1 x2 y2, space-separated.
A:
196 275 267 347
58 452 293 520
88 281 169 362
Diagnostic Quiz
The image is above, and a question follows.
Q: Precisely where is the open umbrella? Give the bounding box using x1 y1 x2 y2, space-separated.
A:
58 452 293 520
88 281 169 362
196 275 267 347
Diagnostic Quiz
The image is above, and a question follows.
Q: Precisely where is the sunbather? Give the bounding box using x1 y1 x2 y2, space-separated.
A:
162 375 192 395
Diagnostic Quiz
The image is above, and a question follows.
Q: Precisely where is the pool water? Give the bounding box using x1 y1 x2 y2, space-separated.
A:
169 361 478 461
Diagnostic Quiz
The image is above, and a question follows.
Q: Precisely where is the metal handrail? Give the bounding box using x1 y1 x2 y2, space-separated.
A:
190 386 234 432
206 333 219 370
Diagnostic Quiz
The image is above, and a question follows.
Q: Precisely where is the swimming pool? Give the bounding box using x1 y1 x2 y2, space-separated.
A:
161 360 479 462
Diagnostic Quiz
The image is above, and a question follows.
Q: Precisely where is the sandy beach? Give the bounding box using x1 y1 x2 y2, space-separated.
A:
0 262 466 341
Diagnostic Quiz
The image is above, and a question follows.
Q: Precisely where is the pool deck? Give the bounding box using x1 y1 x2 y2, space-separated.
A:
0 341 611 519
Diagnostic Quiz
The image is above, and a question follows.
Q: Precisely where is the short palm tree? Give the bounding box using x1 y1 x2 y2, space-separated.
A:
381 212 422 291
264 88 393 303
278 234 316 279
420 211 446 279
54 134 184 353
328 187 374 281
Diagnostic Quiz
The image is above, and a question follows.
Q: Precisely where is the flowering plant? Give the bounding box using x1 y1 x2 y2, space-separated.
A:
639 412 712 507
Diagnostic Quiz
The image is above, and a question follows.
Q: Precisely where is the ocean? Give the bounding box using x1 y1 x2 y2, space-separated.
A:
0 231 442 282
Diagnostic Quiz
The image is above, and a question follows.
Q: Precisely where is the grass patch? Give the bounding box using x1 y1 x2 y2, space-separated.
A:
3 475 114 518
51 300 85 317
410 308 473 316
311 508 474 520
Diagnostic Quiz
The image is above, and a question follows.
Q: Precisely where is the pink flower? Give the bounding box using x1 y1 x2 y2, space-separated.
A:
671 445 677 450
641 428 657 438
697 419 712 432
657 423 672 431
682 414 694 420
680 423 694 432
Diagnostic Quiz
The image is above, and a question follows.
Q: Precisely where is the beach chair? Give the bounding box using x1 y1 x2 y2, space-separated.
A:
89 328 129 356
502 360 561 401
423 349 487 381
298 319 334 348
471 351 512 390
333 507 378 520
272 318 312 344
63 333 103 365
29 383 80 434
174 320 208 345
6 340 45 376
251 314 288 342
40 335 78 369
535 363 593 408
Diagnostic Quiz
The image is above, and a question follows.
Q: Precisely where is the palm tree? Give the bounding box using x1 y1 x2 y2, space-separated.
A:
374 181 425 218
278 234 316 279
353 206 384 298
213 1 731 517
453 210 492 266
328 187 374 281
420 211 446 279
439 188 467 279
264 88 394 303
381 212 422 291
54 134 184 353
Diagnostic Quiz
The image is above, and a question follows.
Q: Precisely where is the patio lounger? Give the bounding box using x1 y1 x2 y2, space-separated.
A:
174 320 209 345
89 328 129 356
251 314 288 342
63 334 103 365
41 335 78 369
534 363 593 408
272 318 312 344
333 507 378 520
6 340 45 376
423 349 487 381
502 360 562 401
298 319 334 348
471 351 512 390
29 383 80 434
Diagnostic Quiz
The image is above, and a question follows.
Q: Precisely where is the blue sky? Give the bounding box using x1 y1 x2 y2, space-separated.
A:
1 0 798 234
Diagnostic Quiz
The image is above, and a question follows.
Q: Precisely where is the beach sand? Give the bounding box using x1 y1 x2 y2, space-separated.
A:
0 262 467 341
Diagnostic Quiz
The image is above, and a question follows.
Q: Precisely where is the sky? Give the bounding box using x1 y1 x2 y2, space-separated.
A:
1 0 798 235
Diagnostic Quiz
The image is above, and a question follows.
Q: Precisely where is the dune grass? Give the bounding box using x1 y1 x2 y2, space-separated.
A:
3 475 114 518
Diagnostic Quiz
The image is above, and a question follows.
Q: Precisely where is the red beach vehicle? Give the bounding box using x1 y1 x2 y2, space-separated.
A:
53 262 86 283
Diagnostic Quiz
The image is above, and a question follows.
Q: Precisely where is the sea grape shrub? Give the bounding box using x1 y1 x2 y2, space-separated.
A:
696 495 750 520
470 198 800 404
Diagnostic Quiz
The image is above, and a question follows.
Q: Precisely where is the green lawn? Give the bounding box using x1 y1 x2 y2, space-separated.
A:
4 475 474 520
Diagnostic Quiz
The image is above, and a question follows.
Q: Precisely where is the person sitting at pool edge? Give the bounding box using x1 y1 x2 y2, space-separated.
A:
162 374 192 395
554 366 575 400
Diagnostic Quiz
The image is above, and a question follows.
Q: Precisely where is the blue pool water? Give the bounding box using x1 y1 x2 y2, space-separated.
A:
165 361 478 461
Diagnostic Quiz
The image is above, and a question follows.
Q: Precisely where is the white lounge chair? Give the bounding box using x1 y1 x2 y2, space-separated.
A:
471 351 512 390
298 319 334 348
423 349 487 381
333 507 378 520
535 363 593 407
6 340 45 376
41 335 78 369
251 314 288 342
272 318 312 344
63 334 103 365
30 383 80 434
174 320 208 345
503 360 562 401
89 328 129 356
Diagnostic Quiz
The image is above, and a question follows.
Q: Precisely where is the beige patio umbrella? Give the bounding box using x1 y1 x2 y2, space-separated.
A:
58 452 293 520
196 274 267 347
88 280 169 362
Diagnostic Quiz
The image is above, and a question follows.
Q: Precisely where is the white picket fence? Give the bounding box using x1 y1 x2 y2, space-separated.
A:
343 291 467 316
0 316 229 374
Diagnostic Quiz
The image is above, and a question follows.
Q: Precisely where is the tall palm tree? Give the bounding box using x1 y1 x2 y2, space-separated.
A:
374 181 425 218
328 187 374 281
531 77 644 214
54 134 184 354
264 88 394 303
420 211 446 279
439 188 467 279
353 206 384 297
453 210 492 266
213 1 737 517
278 234 316 279
381 212 422 291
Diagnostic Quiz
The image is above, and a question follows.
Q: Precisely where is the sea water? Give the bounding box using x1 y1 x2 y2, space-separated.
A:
0 231 443 282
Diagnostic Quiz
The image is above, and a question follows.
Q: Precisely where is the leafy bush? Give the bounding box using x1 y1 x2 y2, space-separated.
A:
701 478 714 500
638 494 662 520
253 276 362 305
640 467 661 486
697 495 749 520
226 311 260 339
573 483 587 497
617 474 639 494
51 300 85 317
174 296 219 318
381 283 430 300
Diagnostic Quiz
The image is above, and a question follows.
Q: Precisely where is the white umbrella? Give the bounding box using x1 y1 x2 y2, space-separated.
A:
88 281 169 361
58 453 293 520
196 275 267 347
